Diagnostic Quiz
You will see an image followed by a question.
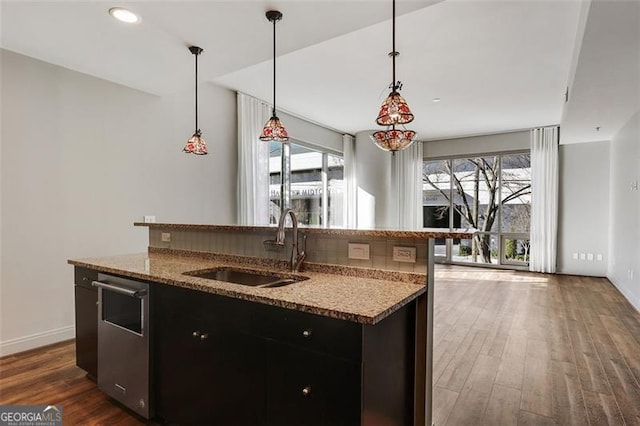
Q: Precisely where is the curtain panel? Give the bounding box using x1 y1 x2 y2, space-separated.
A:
530 126 559 273
237 93 271 225
343 134 357 229
391 142 424 230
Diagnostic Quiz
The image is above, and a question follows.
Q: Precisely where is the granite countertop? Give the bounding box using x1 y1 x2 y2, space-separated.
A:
68 252 426 325
134 222 476 239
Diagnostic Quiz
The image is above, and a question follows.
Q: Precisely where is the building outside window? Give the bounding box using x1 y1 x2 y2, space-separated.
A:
422 152 531 267
269 141 344 227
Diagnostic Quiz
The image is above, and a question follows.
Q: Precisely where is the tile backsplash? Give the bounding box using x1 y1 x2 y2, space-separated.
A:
149 228 428 273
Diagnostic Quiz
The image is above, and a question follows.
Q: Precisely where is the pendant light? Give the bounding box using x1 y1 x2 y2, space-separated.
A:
370 0 416 154
259 10 289 142
183 45 207 155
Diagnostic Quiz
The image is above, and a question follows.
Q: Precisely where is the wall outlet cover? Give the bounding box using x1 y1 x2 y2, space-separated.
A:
143 215 156 223
393 246 417 263
572 253 578 260
587 253 594 261
596 254 603 261
580 253 586 260
161 232 171 243
348 243 370 260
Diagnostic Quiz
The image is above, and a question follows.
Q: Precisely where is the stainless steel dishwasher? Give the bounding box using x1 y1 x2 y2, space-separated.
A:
92 274 152 418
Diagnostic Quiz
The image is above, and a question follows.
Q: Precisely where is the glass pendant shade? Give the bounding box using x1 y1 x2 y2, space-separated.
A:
183 131 207 155
261 10 289 142
376 91 414 126
184 45 207 155
371 0 417 154
370 127 417 152
259 115 289 142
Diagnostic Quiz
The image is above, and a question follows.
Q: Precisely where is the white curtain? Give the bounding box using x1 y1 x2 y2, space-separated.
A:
529 126 559 273
343 134 357 228
391 142 424 230
237 93 271 225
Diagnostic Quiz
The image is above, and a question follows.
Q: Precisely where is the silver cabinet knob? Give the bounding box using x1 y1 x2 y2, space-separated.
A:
192 331 200 338
302 386 311 396
200 333 208 340
302 329 312 338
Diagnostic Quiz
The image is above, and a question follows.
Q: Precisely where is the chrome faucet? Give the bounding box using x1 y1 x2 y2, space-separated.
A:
267 208 306 272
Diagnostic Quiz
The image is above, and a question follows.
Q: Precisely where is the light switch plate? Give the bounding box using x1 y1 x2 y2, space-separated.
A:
587 253 594 261
143 215 156 223
348 243 370 260
393 246 417 263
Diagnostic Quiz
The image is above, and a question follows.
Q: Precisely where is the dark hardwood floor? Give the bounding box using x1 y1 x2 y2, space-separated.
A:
432 265 640 425
2 266 640 425
0 339 144 425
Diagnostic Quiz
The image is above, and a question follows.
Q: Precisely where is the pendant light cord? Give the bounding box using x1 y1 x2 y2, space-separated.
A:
392 0 396 91
195 51 199 133
272 18 277 118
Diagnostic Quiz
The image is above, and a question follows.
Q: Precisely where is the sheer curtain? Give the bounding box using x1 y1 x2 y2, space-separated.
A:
529 126 559 273
343 134 357 228
391 142 424 230
237 93 271 225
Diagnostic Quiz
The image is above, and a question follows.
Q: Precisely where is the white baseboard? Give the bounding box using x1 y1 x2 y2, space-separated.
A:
0 325 75 357
608 275 640 313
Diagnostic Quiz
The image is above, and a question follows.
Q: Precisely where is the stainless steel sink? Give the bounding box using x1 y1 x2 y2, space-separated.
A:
183 267 308 288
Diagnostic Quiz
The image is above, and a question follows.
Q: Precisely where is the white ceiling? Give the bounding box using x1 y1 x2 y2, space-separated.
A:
560 0 640 144
1 0 638 142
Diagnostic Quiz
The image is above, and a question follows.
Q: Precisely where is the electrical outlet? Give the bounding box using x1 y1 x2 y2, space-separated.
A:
393 246 417 263
572 253 578 260
348 243 370 260
596 254 603 261
161 232 171 243
631 181 638 191
580 253 586 260
587 253 594 261
143 215 156 223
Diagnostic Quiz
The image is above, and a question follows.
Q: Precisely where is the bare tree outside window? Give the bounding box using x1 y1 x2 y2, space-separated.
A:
423 154 531 264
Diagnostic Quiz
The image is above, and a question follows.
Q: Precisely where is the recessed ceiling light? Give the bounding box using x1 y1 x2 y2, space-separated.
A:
432 97 441 103
109 7 140 24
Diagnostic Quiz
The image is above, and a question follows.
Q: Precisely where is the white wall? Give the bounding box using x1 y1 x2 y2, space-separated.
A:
423 130 530 159
0 50 237 355
279 110 344 154
557 142 609 276
608 111 640 311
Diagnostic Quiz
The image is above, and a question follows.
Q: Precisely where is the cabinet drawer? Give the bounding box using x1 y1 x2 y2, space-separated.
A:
266 342 360 426
258 306 362 362
74 267 99 289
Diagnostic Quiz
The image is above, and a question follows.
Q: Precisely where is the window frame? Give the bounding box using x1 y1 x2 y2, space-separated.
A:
423 149 531 270
269 138 344 228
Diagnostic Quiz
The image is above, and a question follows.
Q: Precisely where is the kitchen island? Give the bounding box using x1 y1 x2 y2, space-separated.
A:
69 224 474 425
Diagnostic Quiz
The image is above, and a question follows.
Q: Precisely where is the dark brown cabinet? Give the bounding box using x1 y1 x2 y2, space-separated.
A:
154 284 266 425
153 283 417 426
75 267 420 425
73 267 98 380
265 342 359 425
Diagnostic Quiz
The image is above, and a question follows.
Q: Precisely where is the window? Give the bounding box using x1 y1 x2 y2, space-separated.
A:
269 141 344 227
422 152 531 267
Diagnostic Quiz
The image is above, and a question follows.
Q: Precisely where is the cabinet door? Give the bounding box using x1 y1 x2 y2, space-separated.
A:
154 285 265 425
74 285 98 379
266 341 360 426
